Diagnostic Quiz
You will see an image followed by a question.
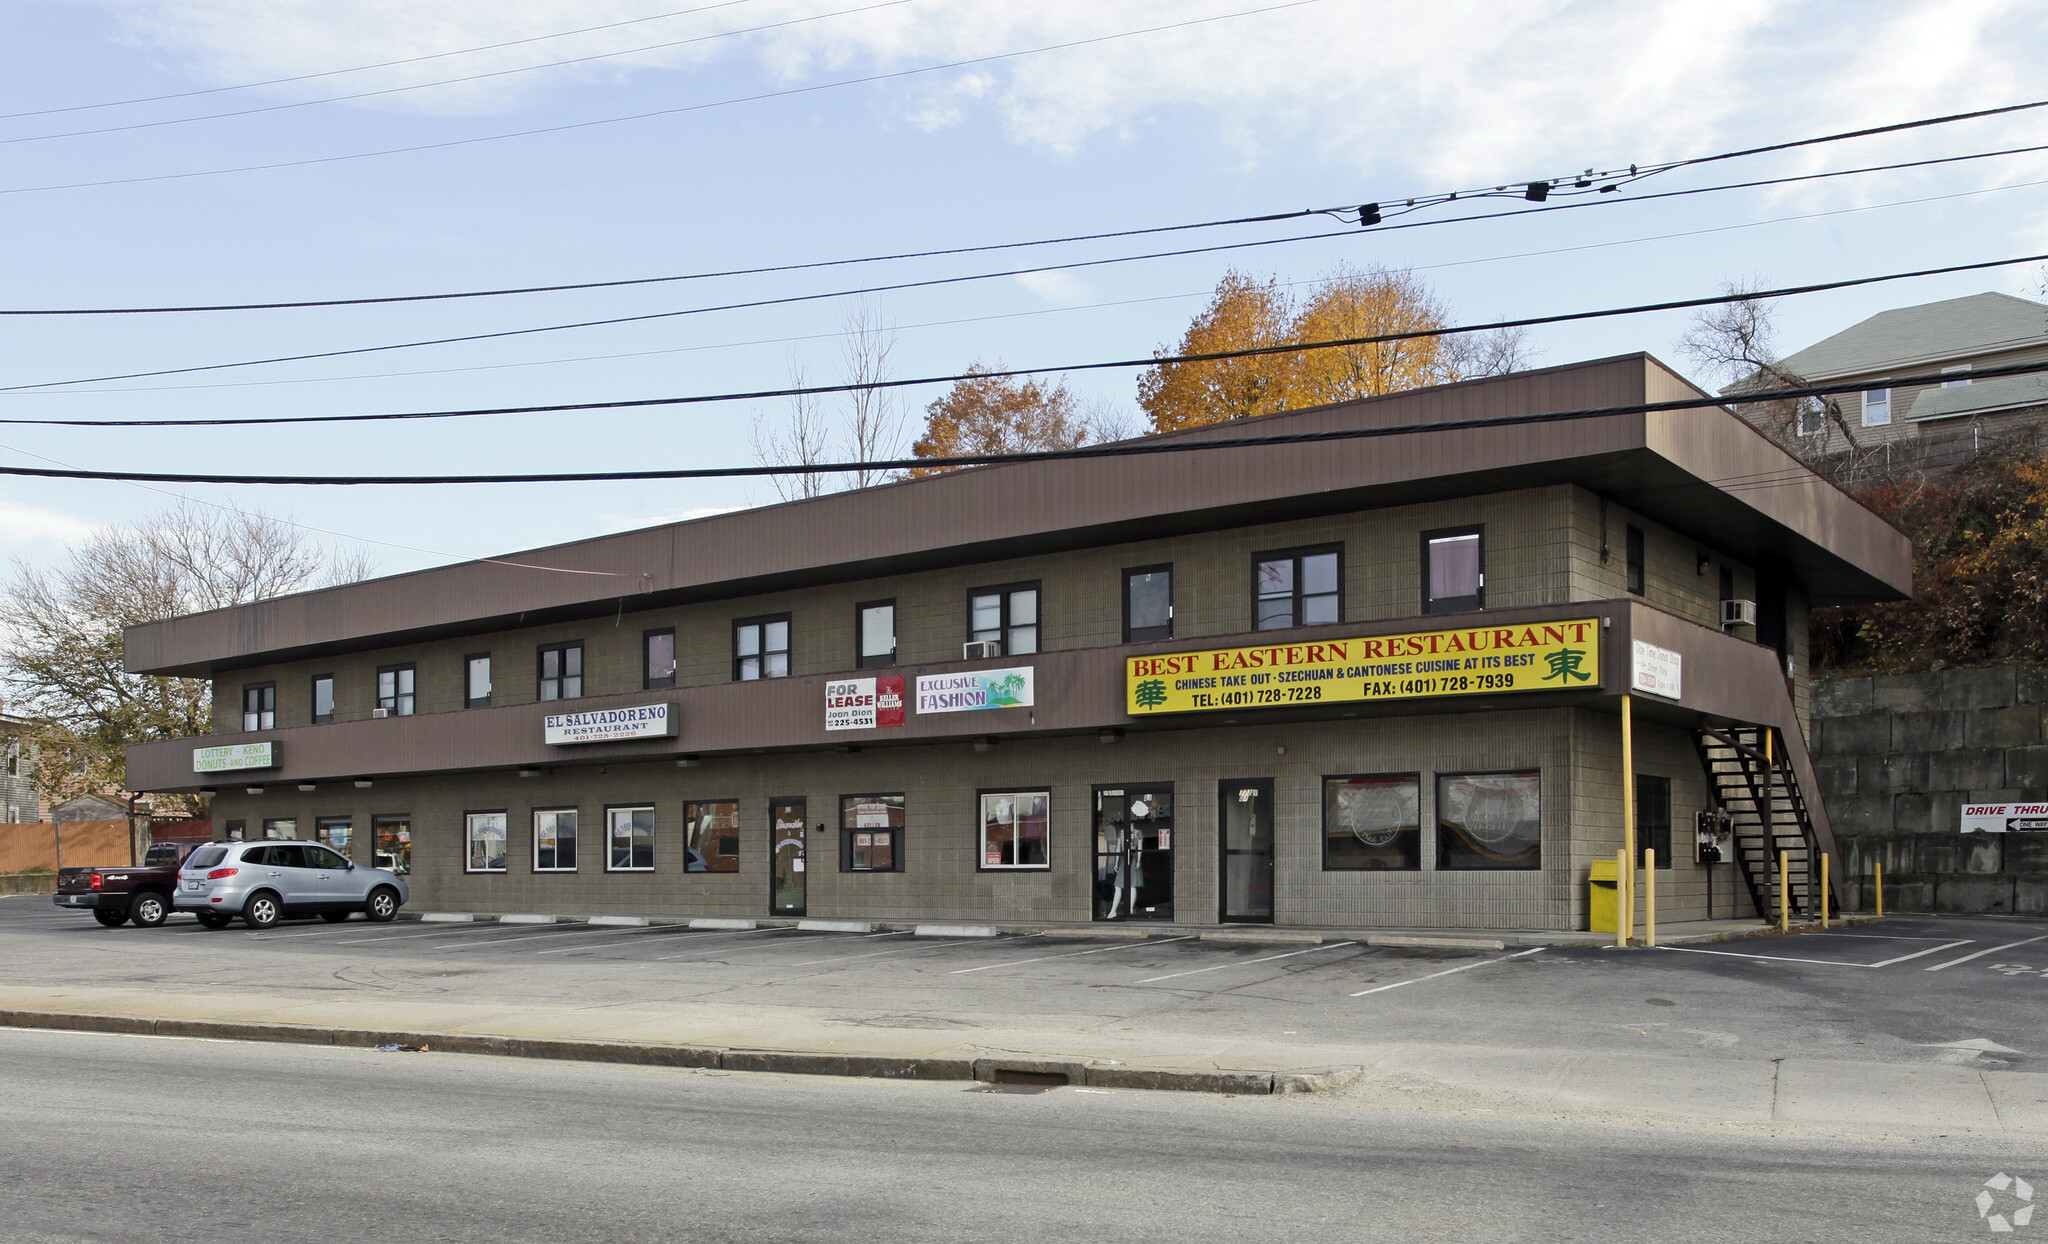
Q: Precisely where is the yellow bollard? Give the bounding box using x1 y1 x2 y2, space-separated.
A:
1615 848 1629 948
1820 853 1830 929
1620 694 1635 946
1645 848 1656 947
1875 860 1884 917
1778 850 1790 932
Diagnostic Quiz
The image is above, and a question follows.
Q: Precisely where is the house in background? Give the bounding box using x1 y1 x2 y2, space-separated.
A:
1761 292 2048 465
1 710 47 825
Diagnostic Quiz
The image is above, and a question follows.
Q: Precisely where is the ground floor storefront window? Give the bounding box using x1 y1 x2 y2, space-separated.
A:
841 794 904 872
979 791 1048 869
373 814 411 874
608 805 654 872
1436 772 1540 869
1323 775 1421 870
683 801 739 872
465 811 507 873
534 808 577 872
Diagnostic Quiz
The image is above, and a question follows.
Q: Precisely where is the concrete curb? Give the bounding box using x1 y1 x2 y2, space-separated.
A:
0 1008 1357 1096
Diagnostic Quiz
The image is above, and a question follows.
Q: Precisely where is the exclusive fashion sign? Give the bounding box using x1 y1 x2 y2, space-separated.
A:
915 667 1035 714
194 741 277 773
825 676 906 731
1125 619 1602 715
543 703 677 745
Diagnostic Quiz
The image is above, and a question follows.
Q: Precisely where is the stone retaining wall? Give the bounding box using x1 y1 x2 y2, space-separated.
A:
1812 665 2048 914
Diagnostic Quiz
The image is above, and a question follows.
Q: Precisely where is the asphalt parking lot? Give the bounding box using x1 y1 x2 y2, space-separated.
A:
5 898 2042 1073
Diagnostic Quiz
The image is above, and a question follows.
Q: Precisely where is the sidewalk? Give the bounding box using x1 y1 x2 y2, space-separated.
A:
4 974 2038 1132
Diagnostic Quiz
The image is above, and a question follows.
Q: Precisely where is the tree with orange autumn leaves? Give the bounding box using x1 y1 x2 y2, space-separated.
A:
1137 264 1531 433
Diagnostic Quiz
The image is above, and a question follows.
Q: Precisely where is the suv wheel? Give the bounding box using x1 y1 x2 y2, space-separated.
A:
243 891 283 929
91 908 129 928
196 912 233 929
365 887 399 923
129 892 169 927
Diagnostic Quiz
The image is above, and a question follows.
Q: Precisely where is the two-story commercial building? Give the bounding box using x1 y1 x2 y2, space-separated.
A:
123 353 1911 932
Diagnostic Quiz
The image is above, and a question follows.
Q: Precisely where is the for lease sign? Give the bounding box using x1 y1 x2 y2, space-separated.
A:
1125 619 1602 715
825 676 906 731
1961 803 2048 833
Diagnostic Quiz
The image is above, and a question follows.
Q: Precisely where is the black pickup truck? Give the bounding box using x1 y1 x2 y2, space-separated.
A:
53 840 210 928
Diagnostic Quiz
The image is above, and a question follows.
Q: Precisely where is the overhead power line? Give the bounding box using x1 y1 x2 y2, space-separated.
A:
0 2 765 121
7 358 2044 486
17 160 2048 397
0 0 1327 197
8 251 2048 433
11 117 2048 317
0 0 914 148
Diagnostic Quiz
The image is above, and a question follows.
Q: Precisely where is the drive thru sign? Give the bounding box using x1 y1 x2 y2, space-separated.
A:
1961 803 2048 833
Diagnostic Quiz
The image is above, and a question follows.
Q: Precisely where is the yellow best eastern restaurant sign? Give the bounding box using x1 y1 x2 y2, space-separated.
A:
1125 619 1602 715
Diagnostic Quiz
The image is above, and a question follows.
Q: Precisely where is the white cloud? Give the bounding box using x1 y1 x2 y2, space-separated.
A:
1014 269 1089 304
0 500 97 548
100 0 2048 184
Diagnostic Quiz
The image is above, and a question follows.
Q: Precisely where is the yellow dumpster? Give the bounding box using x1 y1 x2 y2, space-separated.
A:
1588 858 1619 933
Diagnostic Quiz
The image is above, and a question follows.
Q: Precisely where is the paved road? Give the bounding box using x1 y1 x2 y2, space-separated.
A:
7 900 2044 1072
1 1026 2032 1243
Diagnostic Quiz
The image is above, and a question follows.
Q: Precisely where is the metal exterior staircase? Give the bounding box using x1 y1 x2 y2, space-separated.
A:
1694 724 1832 922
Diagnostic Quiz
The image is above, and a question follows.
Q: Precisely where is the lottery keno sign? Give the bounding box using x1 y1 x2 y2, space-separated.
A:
1125 618 1602 715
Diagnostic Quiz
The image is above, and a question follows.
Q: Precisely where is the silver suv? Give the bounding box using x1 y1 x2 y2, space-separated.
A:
176 842 409 929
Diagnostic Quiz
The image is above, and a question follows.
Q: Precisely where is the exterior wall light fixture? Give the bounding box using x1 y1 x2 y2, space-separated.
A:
973 737 998 753
244 786 264 796
353 778 374 789
1097 729 1123 744
675 756 700 768
517 768 543 779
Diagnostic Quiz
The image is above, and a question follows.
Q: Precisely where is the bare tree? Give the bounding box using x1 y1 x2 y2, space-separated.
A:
840 300 905 489
0 501 374 813
1678 279 1865 468
1443 325 1537 380
750 360 834 501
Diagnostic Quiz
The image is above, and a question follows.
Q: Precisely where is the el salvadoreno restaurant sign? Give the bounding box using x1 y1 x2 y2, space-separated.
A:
544 703 677 745
1125 619 1602 715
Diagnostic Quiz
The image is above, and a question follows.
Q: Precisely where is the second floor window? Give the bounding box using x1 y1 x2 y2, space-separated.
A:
733 616 790 680
1124 565 1172 642
644 629 677 690
241 683 274 732
1422 528 1483 615
538 642 583 701
1255 548 1339 630
969 583 1038 655
1862 388 1892 426
858 601 896 668
466 655 492 708
1625 525 1645 596
376 665 415 716
311 675 334 724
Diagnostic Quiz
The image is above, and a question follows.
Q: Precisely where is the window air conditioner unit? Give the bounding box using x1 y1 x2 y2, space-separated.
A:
371 707 392 719
1721 599 1757 629
962 640 1003 660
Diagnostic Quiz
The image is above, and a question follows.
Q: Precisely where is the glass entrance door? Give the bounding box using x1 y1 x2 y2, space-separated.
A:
1219 780 1275 923
770 798 807 917
1093 785 1174 921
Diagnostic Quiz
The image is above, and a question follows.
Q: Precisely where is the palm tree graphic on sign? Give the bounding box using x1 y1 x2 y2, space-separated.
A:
986 673 1028 706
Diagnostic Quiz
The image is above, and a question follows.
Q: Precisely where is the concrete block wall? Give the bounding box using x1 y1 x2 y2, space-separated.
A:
1811 664 2048 914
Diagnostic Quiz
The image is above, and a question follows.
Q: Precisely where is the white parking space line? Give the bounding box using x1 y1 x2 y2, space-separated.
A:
1351 947 1544 996
249 924 407 939
434 924 680 951
778 936 983 968
650 926 803 960
778 932 920 965
530 927 711 955
1924 935 2048 972
1656 940 1972 969
1137 941 1356 984
325 923 585 946
950 936 1193 974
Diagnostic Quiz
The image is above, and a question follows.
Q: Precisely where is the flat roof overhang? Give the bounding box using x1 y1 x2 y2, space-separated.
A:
124 354 1912 678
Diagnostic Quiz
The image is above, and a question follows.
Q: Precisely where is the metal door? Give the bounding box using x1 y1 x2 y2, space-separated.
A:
770 798 807 917
1219 780 1275 923
1093 785 1174 921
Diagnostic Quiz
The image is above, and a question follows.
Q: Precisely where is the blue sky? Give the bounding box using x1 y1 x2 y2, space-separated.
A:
3 0 2047 578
